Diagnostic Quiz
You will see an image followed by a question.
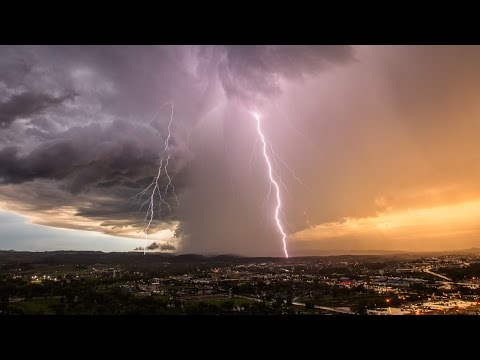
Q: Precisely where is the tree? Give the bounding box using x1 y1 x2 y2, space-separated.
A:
223 300 234 312
53 302 66 315
355 302 368 315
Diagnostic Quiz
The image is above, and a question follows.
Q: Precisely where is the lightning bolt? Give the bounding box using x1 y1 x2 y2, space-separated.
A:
131 102 179 255
251 112 288 258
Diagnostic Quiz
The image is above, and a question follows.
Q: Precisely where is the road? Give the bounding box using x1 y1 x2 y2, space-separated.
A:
292 301 355 314
239 295 356 314
423 269 452 281
8 297 25 303
238 295 263 303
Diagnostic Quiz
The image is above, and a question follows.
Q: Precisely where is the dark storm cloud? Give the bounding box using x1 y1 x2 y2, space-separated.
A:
0 48 34 86
0 45 204 242
0 91 76 129
217 45 353 103
0 45 357 253
0 117 188 235
0 121 159 187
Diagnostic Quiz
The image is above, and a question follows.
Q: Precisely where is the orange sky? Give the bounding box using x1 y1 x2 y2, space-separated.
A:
274 46 480 254
290 197 480 253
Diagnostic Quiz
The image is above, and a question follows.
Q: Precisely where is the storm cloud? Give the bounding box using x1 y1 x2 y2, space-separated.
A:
2 45 480 255
0 45 353 253
217 45 353 103
0 91 76 129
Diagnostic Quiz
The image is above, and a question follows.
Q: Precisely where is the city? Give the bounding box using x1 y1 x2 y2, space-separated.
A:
1 250 479 315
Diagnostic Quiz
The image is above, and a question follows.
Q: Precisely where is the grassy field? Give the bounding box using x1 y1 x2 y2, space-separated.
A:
18 265 80 277
9 297 60 315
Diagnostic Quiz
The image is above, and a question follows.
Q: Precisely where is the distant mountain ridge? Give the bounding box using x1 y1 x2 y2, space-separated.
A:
0 248 478 265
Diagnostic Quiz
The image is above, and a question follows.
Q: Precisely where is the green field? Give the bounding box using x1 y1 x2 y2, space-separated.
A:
9 297 60 315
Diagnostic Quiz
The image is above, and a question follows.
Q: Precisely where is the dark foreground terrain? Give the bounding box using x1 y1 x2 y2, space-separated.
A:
1 250 479 315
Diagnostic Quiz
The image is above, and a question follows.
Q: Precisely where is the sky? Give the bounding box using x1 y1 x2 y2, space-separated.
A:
1 45 480 256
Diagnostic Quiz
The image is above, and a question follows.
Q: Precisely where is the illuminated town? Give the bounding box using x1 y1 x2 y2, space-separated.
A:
1 251 478 315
